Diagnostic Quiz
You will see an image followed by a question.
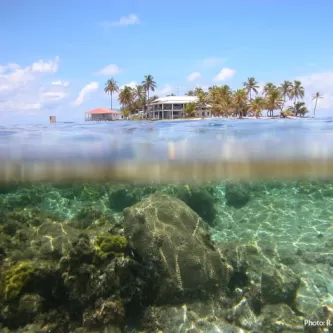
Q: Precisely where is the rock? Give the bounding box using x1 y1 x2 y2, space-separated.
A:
82 298 125 331
123 193 232 304
295 180 333 198
261 265 300 305
225 298 257 330
5 208 60 227
141 301 253 333
3 186 45 209
0 182 19 194
109 185 143 211
31 221 76 259
259 304 304 332
1 219 24 236
225 182 251 208
176 185 217 225
295 279 321 316
18 293 44 320
71 207 116 230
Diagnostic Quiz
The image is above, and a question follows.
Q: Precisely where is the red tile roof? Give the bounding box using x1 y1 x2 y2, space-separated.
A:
85 108 120 114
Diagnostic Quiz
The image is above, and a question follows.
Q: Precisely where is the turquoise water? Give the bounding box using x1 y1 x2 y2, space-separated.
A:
1 119 333 332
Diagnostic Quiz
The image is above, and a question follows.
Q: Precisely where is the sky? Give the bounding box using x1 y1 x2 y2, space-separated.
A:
1 0 333 124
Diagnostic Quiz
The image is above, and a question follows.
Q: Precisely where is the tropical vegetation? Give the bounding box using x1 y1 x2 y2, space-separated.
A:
104 78 119 109
104 75 322 119
312 92 323 116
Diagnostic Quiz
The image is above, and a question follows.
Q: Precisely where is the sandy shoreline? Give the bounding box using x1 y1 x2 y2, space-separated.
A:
155 115 311 121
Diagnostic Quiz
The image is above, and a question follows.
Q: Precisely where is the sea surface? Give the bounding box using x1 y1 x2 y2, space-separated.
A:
1 118 333 333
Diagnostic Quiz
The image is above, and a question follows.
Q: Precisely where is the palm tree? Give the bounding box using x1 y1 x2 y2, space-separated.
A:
249 97 265 118
279 80 292 111
288 101 308 117
290 80 304 106
184 102 197 118
263 83 277 97
265 89 283 117
104 78 119 109
118 86 134 110
194 87 204 96
233 89 248 118
243 77 259 101
312 92 323 116
142 75 157 112
186 90 195 96
207 85 232 117
196 91 206 108
148 95 159 104
133 85 146 110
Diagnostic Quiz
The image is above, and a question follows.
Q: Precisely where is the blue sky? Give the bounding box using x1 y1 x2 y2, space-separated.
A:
0 0 333 124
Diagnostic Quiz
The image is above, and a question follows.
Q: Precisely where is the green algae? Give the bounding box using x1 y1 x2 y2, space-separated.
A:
2 262 34 301
94 234 128 260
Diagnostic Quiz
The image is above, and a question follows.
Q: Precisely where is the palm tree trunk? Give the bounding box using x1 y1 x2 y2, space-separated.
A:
313 98 318 116
111 92 113 110
281 96 286 111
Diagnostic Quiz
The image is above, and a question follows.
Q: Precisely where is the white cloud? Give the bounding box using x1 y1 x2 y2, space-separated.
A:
96 64 121 76
73 82 99 106
213 67 236 82
40 91 68 102
187 72 201 82
101 14 140 28
0 100 42 112
201 57 226 68
0 57 69 113
0 63 20 74
52 80 69 87
31 56 59 73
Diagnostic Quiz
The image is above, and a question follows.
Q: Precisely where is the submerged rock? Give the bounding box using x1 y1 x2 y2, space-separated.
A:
31 221 76 259
82 298 125 331
175 185 217 225
259 303 304 332
123 193 232 304
17 293 45 324
71 207 116 230
141 301 250 333
261 265 300 305
225 182 251 208
109 185 143 211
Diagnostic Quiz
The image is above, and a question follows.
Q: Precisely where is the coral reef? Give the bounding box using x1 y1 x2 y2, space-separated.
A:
0 180 333 332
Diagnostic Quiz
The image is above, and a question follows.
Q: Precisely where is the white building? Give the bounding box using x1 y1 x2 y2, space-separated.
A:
148 96 212 120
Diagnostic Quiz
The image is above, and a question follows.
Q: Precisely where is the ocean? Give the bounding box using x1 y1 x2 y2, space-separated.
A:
0 118 333 333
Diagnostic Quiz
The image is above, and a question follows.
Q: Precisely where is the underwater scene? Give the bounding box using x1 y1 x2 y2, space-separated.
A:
1 119 333 333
